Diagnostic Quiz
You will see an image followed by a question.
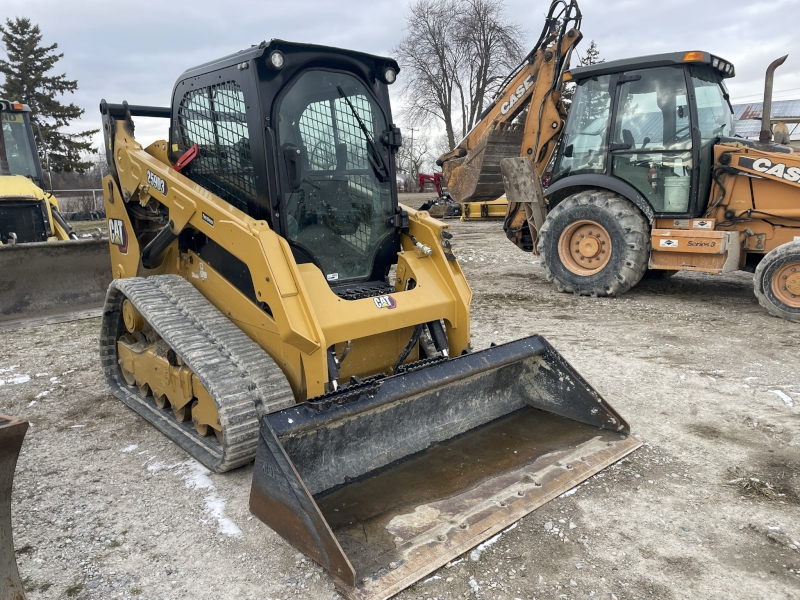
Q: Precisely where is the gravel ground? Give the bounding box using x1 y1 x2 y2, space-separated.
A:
2 205 799 600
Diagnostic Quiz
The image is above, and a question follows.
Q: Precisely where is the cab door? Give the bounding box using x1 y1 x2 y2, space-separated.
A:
608 66 695 216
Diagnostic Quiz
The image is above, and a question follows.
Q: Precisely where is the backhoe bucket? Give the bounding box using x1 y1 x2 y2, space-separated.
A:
443 124 524 203
0 414 28 600
0 239 111 325
250 335 640 600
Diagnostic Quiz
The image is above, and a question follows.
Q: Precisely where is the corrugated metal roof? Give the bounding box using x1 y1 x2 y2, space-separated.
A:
732 99 800 139
731 99 800 121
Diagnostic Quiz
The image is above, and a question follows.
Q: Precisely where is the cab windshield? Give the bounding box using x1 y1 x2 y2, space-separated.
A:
0 111 40 180
278 70 394 284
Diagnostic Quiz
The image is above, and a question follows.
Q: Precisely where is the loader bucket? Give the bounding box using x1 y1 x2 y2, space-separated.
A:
443 124 524 203
250 335 640 600
0 239 112 325
0 414 28 600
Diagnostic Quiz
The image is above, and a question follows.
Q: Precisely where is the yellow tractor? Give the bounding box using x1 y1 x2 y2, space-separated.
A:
99 37 638 599
439 1 800 322
0 99 76 244
0 99 111 325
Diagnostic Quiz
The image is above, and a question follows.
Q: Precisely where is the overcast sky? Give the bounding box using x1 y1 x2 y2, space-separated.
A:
5 0 800 148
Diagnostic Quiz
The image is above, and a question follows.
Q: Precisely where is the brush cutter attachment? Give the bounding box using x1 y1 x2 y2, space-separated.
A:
250 335 639 600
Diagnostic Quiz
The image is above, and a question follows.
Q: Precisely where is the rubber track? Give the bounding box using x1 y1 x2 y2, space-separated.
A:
99 275 295 472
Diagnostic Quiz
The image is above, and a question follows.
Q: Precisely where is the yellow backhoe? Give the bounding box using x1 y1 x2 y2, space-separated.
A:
0 99 111 325
99 36 638 599
0 100 76 243
439 0 800 322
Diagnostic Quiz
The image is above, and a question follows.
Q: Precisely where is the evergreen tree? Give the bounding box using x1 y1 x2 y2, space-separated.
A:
0 17 96 173
562 40 605 109
578 40 603 67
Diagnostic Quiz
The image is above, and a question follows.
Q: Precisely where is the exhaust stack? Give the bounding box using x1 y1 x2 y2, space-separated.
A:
759 55 788 143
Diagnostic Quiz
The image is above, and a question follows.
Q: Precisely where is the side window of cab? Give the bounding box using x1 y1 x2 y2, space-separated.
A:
176 82 255 214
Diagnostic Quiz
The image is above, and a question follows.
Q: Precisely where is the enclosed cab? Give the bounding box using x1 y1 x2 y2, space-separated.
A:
165 41 403 294
548 51 736 221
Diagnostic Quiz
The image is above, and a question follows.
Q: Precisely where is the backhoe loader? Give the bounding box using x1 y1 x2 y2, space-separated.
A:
0 100 111 324
439 0 800 323
99 39 639 599
0 100 75 244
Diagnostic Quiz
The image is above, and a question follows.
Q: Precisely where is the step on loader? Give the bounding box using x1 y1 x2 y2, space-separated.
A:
99 39 639 599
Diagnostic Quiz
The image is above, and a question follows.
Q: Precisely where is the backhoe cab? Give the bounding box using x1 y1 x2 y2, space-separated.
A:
538 51 800 322
548 51 736 222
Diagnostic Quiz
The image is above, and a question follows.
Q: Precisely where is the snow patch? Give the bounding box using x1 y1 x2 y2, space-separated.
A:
422 575 441 584
0 372 30 386
28 400 37 407
470 531 503 561
35 390 50 399
468 577 480 593
769 390 794 408
0 366 20 375
120 444 138 453
181 459 242 538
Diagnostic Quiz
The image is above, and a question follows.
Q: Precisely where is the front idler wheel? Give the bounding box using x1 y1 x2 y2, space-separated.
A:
537 191 650 297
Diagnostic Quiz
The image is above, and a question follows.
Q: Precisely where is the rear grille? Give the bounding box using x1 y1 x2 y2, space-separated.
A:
333 282 395 301
0 200 49 243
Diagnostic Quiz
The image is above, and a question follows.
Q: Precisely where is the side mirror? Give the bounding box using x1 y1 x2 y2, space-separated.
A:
282 144 302 192
563 144 574 158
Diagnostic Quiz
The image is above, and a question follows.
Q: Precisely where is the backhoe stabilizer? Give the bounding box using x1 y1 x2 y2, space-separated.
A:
250 335 639 600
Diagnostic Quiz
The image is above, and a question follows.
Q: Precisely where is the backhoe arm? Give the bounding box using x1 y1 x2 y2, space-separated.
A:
438 0 581 204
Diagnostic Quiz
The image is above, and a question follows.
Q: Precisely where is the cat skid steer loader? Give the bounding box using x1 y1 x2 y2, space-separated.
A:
99 39 638 600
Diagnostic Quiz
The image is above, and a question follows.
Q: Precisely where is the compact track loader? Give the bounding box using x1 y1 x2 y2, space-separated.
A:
0 100 110 325
99 39 639 599
439 0 800 323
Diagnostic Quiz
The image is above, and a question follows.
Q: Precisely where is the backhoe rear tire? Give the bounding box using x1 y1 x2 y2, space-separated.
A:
537 190 650 297
754 241 800 323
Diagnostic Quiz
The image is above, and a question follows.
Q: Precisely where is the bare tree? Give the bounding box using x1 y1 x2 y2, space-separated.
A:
453 0 524 138
396 129 433 183
394 0 523 151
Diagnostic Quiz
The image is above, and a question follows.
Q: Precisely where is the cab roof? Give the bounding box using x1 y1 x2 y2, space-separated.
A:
177 39 399 80
0 100 32 112
569 51 735 81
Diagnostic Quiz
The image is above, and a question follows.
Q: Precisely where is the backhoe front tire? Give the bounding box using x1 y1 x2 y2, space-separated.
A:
754 241 800 323
537 191 650 297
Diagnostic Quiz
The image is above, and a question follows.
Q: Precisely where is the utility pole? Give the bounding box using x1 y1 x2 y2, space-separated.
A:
408 127 417 179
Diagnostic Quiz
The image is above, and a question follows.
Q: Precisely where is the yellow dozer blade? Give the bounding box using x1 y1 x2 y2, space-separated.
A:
0 413 28 600
442 123 524 203
0 239 111 325
251 335 639 600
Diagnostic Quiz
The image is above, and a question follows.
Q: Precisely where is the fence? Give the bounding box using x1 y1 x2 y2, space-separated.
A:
52 189 104 213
